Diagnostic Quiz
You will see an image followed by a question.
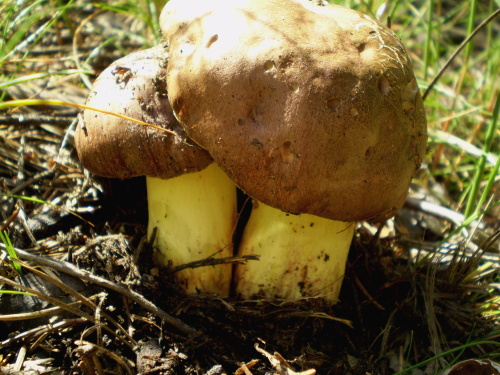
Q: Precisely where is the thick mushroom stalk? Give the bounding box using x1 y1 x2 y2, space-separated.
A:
75 46 236 295
161 0 427 302
147 163 235 294
235 202 355 301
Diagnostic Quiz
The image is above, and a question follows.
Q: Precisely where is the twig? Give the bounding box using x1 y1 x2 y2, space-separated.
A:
0 244 198 336
353 274 385 311
167 253 260 275
0 208 19 232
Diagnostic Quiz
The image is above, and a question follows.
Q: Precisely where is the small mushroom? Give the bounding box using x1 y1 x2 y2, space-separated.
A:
161 0 427 301
441 359 500 375
75 46 236 296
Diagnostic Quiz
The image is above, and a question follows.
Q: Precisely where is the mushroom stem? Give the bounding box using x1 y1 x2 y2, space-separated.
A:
234 201 355 302
147 162 236 296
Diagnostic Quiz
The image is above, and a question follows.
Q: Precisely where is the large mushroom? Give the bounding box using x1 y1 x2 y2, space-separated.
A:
161 0 427 301
75 46 236 296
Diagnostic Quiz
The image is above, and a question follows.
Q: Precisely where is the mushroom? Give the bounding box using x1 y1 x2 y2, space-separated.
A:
74 46 236 296
161 0 427 301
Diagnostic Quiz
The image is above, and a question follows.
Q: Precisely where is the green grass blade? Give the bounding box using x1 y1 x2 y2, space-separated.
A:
423 0 435 80
464 0 478 62
393 339 500 374
0 290 35 296
464 91 500 219
0 69 94 90
0 230 22 276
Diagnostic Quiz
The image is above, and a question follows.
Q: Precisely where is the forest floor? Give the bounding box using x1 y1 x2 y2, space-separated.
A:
0 1 499 374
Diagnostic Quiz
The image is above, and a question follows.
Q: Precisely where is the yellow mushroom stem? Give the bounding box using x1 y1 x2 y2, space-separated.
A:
234 201 355 303
147 163 236 296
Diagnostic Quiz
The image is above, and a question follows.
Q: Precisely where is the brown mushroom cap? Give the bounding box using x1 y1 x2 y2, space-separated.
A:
161 0 427 223
75 45 212 180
